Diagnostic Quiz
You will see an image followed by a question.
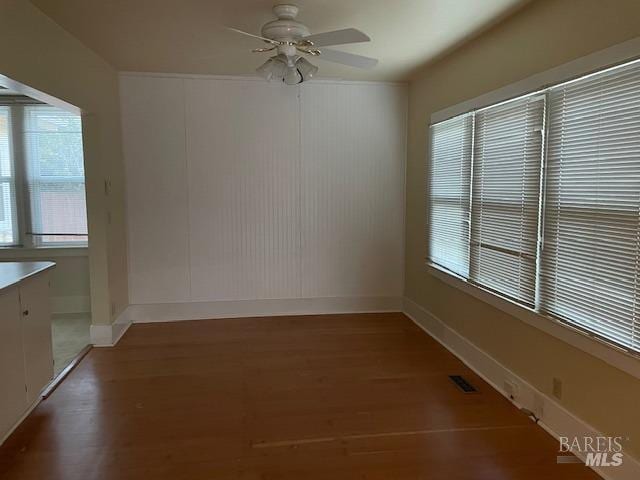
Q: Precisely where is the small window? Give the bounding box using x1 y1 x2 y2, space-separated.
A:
23 106 88 246
0 107 18 245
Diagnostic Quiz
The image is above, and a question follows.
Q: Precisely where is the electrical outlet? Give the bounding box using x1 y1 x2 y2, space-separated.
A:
504 379 519 401
552 377 563 400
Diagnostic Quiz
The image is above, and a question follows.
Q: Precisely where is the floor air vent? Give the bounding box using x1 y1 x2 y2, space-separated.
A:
449 375 478 393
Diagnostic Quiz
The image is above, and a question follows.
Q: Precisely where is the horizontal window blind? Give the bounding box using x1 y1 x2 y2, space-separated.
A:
541 60 640 351
470 96 545 305
428 114 473 277
23 106 87 245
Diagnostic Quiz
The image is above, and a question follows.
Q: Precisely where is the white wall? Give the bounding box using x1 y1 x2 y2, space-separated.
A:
120 74 406 318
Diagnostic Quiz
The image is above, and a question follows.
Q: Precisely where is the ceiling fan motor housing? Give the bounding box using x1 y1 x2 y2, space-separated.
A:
261 4 310 43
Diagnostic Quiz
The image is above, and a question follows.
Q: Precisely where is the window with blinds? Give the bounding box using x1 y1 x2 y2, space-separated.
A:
0 107 17 245
427 57 640 354
23 106 87 246
540 60 640 352
470 96 544 305
427 114 473 277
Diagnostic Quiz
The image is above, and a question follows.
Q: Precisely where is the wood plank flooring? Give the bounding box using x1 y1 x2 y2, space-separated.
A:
0 313 600 479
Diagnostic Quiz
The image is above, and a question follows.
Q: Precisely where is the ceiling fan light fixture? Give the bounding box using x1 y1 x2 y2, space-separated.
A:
283 66 302 85
256 58 275 80
256 56 287 81
296 57 318 81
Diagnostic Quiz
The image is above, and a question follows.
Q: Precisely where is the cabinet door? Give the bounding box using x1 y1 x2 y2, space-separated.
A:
20 274 53 404
0 288 27 441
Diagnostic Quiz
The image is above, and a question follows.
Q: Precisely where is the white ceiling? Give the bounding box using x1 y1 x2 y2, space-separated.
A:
32 0 529 81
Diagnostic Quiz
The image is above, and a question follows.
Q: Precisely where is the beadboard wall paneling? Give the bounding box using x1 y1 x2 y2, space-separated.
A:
120 74 407 307
185 79 301 301
300 83 406 297
120 75 191 304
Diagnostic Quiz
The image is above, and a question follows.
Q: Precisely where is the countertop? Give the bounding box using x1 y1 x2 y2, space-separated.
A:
0 261 56 291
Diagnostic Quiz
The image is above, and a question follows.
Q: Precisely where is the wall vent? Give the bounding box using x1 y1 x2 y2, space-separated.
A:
449 375 478 393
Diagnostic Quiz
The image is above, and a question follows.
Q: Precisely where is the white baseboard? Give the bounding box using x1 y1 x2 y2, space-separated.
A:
402 297 640 480
90 296 400 345
51 295 91 314
127 296 402 323
90 309 132 347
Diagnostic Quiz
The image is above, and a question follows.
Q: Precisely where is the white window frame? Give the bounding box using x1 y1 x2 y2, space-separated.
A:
426 37 640 381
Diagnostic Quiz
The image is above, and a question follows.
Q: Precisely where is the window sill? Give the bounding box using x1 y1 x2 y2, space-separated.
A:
425 262 640 381
0 246 88 258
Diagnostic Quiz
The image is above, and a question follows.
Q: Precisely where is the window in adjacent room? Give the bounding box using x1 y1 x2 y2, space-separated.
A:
23 106 87 246
0 97 87 248
0 106 18 245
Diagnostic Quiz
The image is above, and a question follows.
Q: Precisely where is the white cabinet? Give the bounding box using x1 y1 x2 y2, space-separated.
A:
0 262 54 444
0 288 26 441
20 274 54 404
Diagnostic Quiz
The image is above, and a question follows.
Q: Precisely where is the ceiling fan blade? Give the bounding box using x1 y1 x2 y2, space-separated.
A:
226 27 281 45
316 48 378 69
302 28 370 47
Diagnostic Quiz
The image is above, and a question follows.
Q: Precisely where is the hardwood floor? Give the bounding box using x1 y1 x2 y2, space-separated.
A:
0 313 599 479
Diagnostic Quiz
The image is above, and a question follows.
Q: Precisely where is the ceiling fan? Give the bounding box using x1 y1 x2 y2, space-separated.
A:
227 4 378 85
